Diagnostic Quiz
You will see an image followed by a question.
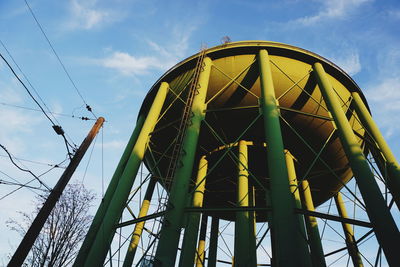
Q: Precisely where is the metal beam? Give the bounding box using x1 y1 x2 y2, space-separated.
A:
284 151 312 266
258 49 306 267
122 178 157 267
185 207 372 228
234 140 255 266
300 180 326 267
79 82 169 267
334 192 363 267
352 91 400 210
179 156 208 267
196 215 208 267
154 57 212 266
313 62 400 265
74 115 145 266
207 217 219 267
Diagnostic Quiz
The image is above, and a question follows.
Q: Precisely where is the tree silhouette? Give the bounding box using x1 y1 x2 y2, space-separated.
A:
8 183 95 266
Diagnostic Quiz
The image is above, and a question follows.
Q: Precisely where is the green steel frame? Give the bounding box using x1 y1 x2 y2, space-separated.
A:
313 62 400 266
259 49 311 267
75 46 400 267
334 192 363 267
154 57 212 266
179 156 208 267
75 81 169 266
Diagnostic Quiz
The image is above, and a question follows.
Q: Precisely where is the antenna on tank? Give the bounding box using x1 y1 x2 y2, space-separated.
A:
221 36 231 44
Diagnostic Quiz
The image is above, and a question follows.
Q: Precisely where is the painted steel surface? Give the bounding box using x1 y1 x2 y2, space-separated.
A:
140 41 368 219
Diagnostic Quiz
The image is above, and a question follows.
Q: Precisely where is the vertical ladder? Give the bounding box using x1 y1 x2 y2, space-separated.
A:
164 50 206 188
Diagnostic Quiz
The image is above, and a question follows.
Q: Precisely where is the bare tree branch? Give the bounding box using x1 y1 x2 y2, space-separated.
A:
7 183 95 266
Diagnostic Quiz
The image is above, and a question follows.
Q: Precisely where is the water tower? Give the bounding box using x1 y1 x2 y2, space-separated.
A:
74 41 400 266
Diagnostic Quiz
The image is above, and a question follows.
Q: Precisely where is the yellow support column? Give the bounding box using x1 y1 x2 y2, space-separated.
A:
234 140 254 267
195 215 208 267
122 178 157 267
284 151 312 266
300 180 326 267
334 192 363 267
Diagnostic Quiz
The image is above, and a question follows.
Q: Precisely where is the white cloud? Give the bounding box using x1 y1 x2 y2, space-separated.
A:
95 24 196 77
67 0 119 30
97 140 126 150
99 51 164 76
295 0 371 26
331 50 361 76
365 77 400 138
388 9 400 20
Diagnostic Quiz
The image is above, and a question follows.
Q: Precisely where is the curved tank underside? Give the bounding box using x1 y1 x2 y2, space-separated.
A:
139 41 368 222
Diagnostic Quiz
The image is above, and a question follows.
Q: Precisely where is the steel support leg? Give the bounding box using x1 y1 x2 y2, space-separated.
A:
313 62 400 265
352 91 400 210
196 215 208 267
207 217 219 267
258 49 307 266
74 115 145 266
154 57 212 266
122 178 157 267
80 82 169 267
334 192 363 267
284 151 313 266
179 156 208 267
300 180 326 267
234 140 255 267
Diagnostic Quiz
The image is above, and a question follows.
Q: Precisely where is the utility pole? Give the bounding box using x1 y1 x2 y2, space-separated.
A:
8 117 105 267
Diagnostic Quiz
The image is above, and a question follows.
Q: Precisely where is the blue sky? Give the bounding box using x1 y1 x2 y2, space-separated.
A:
0 0 399 265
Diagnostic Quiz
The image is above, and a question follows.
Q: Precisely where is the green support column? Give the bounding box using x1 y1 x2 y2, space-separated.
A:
195 215 208 267
352 91 400 209
207 217 219 267
74 115 145 266
179 156 208 267
313 62 400 265
334 192 364 267
258 49 306 266
284 151 313 266
234 140 254 267
300 180 326 267
154 57 212 266
122 178 157 267
80 82 169 267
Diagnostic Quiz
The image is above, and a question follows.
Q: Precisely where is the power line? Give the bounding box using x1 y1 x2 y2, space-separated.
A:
0 101 95 121
0 40 71 127
0 152 70 201
0 39 79 150
0 175 41 201
24 0 97 119
0 179 48 192
0 154 67 168
0 51 75 157
0 144 50 191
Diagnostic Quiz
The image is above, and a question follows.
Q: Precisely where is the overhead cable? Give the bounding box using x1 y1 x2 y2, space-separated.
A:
0 52 75 157
0 144 50 191
0 102 94 121
24 0 97 119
